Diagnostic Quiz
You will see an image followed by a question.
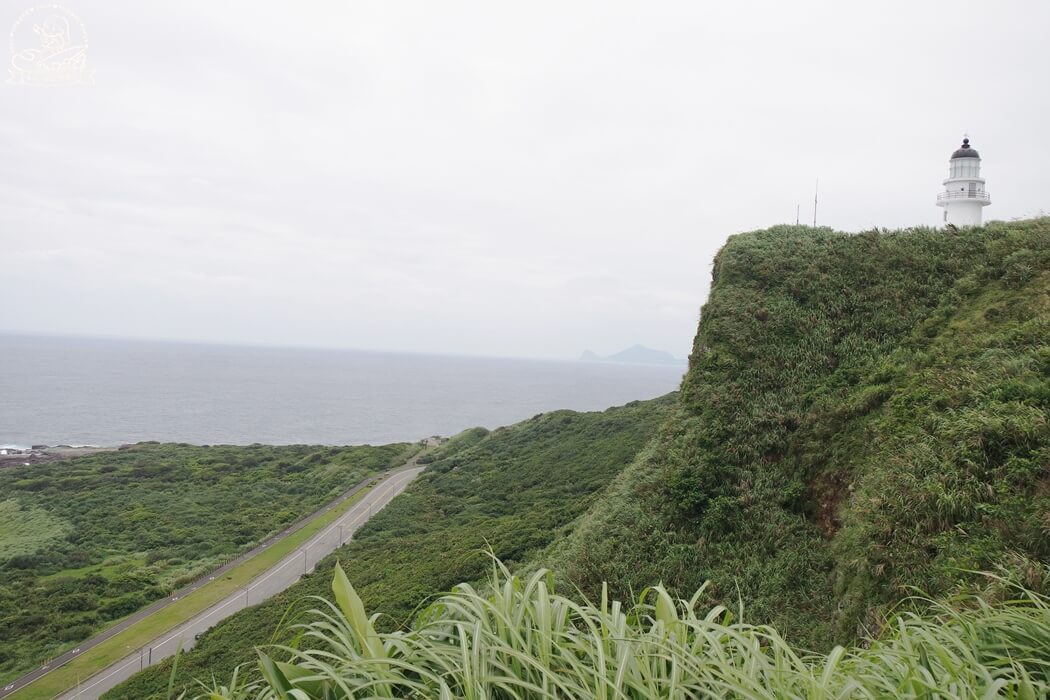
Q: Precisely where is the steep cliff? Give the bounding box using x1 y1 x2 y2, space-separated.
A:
556 218 1050 647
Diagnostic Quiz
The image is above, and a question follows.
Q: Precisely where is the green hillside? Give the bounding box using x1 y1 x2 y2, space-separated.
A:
0 442 410 684
104 396 673 699
556 218 1050 648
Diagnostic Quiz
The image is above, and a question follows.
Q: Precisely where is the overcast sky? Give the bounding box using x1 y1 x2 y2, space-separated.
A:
1 0 1047 360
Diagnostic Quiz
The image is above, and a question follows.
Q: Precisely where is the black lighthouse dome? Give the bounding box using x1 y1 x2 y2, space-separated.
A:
951 137 980 159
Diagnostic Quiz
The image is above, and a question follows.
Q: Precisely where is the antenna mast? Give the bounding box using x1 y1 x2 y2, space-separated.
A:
796 204 800 225
813 178 819 227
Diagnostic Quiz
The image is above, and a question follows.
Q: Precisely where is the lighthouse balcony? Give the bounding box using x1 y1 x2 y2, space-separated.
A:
936 189 991 205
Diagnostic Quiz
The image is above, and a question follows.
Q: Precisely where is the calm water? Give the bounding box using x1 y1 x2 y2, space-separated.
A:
0 335 684 447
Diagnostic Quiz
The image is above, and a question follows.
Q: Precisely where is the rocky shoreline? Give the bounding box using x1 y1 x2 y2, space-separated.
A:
0 444 116 466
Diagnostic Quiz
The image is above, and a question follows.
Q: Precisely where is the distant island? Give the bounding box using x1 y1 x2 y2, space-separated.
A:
579 344 685 366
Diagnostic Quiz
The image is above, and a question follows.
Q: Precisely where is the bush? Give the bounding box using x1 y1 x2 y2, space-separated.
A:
100 593 148 620
55 592 98 612
57 624 94 643
1001 248 1038 288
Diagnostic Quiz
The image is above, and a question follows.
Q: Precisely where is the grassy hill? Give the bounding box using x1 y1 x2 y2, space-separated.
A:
104 396 673 699
0 442 411 684
555 218 1050 648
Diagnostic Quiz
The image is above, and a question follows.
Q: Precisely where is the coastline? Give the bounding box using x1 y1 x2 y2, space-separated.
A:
0 444 117 467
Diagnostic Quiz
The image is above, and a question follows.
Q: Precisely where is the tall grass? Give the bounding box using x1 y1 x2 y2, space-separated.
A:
195 561 1050 699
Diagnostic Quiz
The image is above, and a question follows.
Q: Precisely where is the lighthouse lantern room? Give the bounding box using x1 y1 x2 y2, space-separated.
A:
936 137 990 227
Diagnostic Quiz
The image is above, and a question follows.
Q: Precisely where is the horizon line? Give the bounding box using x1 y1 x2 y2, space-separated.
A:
0 329 686 367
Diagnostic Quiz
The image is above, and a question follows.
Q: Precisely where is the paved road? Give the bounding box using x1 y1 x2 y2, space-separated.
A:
0 464 424 700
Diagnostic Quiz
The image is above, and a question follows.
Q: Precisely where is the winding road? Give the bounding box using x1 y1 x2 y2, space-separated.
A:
0 463 425 700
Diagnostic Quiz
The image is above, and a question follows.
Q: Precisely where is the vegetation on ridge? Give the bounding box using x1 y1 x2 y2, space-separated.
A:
555 218 1050 648
104 397 673 699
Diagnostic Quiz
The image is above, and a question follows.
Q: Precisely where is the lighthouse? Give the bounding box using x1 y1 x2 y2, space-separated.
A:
936 137 990 227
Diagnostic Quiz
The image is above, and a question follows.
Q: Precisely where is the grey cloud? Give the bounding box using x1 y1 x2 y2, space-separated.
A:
1 0 1047 358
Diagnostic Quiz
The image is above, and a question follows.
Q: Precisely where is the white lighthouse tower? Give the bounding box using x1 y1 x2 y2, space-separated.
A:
936 137 990 227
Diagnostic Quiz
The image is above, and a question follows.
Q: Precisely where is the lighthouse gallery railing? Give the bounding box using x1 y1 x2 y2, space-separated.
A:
937 190 991 203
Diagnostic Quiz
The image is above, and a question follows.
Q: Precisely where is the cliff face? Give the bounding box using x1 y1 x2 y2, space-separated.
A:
556 218 1050 648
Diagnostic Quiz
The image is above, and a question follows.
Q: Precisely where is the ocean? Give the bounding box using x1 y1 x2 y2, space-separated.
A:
0 334 684 448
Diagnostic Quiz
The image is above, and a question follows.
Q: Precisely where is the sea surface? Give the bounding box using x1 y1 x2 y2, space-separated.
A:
0 334 685 447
